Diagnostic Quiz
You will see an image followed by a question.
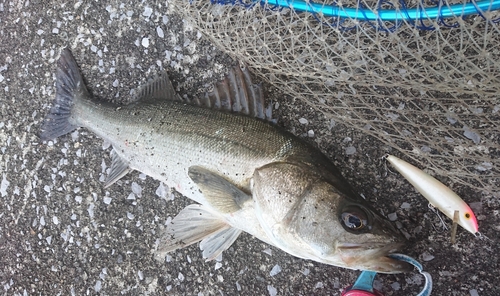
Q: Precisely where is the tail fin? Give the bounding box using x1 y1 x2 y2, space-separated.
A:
39 48 90 141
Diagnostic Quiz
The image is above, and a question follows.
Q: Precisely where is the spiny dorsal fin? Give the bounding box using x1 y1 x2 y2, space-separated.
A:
134 72 179 102
198 65 273 121
133 65 274 121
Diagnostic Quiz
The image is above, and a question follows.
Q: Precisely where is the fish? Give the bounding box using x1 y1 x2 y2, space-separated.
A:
40 48 412 273
385 154 478 235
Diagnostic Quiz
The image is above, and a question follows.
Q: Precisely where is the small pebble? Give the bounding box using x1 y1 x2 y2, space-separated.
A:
157 26 164 38
475 162 492 171
88 203 96 218
94 280 102 292
421 251 435 261
463 126 481 144
270 264 281 276
345 146 356 155
373 280 384 291
328 119 336 130
420 146 432 153
131 182 142 197
314 282 324 289
262 248 272 256
401 202 411 209
143 6 153 17
390 282 401 291
267 285 277 296
388 212 398 221
156 183 168 199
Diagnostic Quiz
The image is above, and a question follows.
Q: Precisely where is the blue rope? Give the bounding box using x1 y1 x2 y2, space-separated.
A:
260 0 500 21
211 0 500 27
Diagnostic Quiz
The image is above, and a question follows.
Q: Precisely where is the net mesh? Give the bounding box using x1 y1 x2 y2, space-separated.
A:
171 0 500 195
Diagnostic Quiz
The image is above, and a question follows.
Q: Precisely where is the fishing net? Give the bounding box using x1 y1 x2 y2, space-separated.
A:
170 0 500 196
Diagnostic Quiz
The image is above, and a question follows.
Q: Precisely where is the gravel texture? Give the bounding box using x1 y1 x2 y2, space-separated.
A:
0 1 498 295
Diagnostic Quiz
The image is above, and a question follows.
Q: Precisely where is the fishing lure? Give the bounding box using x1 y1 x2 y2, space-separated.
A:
384 154 478 235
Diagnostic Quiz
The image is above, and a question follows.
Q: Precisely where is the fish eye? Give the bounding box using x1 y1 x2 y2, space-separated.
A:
465 213 471 219
340 206 368 231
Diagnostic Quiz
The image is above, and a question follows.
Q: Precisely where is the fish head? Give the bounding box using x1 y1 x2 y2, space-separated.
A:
252 162 412 273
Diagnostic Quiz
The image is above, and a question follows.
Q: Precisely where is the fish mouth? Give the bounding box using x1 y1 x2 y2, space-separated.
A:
336 242 413 273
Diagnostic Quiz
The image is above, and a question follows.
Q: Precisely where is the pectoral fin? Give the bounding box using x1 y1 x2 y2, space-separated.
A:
104 149 131 188
155 204 241 261
188 166 251 213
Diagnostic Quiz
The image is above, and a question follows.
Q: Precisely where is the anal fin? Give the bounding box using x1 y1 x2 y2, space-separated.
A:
188 166 251 213
200 226 242 261
104 149 131 188
156 204 241 261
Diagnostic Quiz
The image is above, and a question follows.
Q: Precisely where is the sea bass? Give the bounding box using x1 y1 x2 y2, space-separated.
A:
40 48 411 273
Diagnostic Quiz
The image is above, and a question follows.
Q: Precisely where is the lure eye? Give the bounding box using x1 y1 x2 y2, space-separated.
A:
464 213 471 219
340 206 368 231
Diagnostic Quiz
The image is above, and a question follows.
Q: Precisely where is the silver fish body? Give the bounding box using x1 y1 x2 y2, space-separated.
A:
40 49 411 273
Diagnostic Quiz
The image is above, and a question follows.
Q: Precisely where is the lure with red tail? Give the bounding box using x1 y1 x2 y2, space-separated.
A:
385 154 478 235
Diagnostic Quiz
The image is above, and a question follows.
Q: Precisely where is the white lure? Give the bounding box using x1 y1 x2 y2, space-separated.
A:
385 154 478 234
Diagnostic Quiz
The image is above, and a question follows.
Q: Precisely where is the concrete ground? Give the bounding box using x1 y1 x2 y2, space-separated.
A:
0 0 497 295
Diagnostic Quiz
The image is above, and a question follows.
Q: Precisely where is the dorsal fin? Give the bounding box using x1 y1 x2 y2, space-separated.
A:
134 72 179 102
198 65 272 121
133 66 274 121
